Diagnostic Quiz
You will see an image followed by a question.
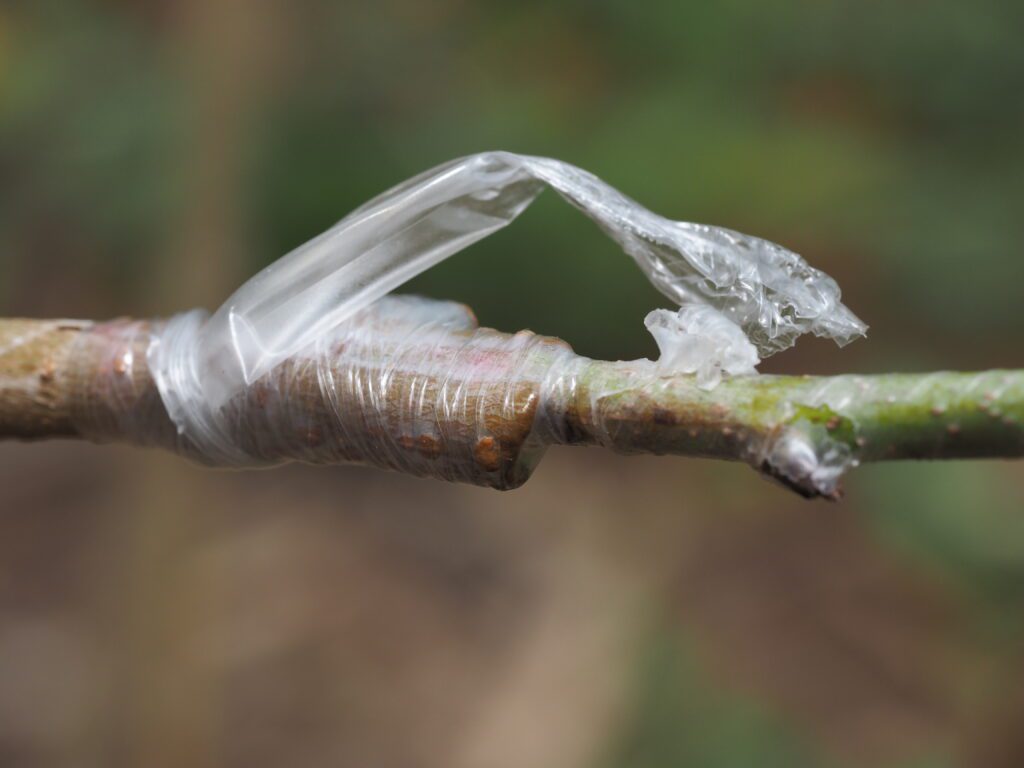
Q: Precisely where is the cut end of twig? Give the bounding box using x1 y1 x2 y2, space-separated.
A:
758 458 845 500
754 417 858 501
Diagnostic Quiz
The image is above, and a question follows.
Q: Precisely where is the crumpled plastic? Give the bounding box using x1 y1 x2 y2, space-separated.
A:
148 151 866 464
644 306 760 390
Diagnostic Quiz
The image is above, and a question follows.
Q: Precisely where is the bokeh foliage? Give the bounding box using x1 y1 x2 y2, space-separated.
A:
1 1 1022 766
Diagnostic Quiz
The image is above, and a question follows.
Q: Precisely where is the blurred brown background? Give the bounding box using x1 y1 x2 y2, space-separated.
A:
2 1 1024 766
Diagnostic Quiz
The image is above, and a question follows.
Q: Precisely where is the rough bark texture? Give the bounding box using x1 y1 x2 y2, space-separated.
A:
0 319 89 438
2 314 1022 499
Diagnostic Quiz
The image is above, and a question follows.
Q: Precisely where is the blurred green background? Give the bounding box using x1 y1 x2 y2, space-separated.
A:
1 1 1023 766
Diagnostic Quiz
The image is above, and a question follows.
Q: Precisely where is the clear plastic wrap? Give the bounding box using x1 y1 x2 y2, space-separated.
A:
644 306 760 390
71 296 577 485
139 151 865 473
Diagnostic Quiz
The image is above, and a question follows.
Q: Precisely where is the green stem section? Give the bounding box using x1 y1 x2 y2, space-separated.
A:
560 363 1024 497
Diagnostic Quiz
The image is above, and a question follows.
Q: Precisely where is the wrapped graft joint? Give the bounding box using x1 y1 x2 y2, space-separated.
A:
1 153 1022 498
153 151 866 460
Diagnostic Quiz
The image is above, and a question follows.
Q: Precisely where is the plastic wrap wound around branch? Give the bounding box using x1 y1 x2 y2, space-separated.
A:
150 151 867 466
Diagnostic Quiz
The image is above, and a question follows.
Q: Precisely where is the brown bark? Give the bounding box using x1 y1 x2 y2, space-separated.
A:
0 319 89 438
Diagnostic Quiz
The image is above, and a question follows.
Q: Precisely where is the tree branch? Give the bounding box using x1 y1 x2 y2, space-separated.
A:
2 306 1022 499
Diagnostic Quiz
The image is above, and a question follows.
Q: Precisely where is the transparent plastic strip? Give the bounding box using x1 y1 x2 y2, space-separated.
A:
150 151 867 461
